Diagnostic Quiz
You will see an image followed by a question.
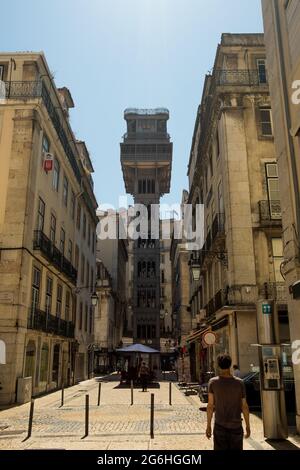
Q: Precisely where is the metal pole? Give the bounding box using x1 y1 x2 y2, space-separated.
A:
97 382 102 406
131 380 134 406
85 394 89 437
27 399 35 439
150 393 154 439
60 382 64 407
169 382 172 406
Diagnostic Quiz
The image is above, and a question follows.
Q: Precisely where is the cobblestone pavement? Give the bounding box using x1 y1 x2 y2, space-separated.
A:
0 376 299 450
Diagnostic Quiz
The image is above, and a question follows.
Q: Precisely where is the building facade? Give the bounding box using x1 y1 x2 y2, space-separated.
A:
95 211 128 370
0 53 97 405
262 0 300 432
186 34 290 381
120 109 172 350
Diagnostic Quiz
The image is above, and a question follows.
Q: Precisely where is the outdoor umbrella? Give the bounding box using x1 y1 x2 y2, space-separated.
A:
116 343 159 354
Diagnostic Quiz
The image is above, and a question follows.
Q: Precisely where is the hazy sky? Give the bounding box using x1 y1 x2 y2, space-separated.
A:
0 0 263 210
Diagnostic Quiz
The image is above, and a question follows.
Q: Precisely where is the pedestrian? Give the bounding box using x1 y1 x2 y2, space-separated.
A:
206 353 251 450
139 362 149 392
233 364 242 378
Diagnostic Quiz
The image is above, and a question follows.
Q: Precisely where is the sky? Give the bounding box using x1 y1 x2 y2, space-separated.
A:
0 0 263 211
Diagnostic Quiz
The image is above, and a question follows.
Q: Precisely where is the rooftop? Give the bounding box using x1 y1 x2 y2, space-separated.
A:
124 108 169 118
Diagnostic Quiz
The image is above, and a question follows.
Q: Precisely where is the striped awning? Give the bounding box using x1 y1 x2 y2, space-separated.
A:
185 327 211 344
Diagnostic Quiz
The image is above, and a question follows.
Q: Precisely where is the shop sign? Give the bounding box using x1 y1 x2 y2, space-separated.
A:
202 332 217 347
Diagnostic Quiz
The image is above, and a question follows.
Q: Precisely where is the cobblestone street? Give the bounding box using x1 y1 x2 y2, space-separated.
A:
0 376 299 450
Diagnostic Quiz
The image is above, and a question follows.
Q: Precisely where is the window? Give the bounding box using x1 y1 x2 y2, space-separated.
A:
81 254 85 283
65 291 70 322
257 59 267 84
31 267 41 313
86 261 90 288
92 233 95 254
71 190 76 220
52 158 60 191
89 307 93 334
266 163 281 219
260 108 273 136
0 65 4 81
88 223 91 247
83 213 86 239
42 134 50 154
90 269 94 293
272 238 284 282
85 304 88 332
63 175 68 207
76 203 81 230
79 302 83 330
37 197 45 231
75 245 79 270
68 239 73 262
56 285 63 318
216 129 220 159
45 277 53 315
161 270 165 284
161 254 165 264
60 228 65 255
50 214 56 244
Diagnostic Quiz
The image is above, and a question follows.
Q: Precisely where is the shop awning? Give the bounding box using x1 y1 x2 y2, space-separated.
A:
185 327 211 344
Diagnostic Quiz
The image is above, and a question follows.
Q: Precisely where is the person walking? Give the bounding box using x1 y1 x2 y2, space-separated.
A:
206 353 251 450
233 364 242 378
139 362 149 392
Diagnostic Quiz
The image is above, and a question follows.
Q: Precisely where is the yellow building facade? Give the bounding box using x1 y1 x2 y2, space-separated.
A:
0 53 98 404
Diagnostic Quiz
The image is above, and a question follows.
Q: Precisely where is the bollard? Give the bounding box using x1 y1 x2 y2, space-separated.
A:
169 382 172 406
131 380 134 406
27 399 35 440
97 382 102 406
60 383 64 407
85 394 89 437
150 393 154 439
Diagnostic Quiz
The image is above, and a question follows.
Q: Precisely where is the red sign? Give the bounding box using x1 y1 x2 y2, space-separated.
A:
43 153 53 172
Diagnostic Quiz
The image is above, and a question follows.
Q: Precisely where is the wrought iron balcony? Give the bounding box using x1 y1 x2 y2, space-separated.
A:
123 132 170 142
28 308 75 338
212 213 225 241
33 230 77 283
214 69 268 87
204 290 227 319
258 200 282 225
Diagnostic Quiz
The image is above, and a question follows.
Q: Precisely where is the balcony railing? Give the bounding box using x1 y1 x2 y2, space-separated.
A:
258 200 282 224
28 308 75 338
34 230 77 283
204 289 227 318
212 213 225 241
214 69 268 87
123 132 170 141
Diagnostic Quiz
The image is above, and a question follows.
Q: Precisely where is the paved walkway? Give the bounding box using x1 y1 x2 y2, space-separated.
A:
0 375 299 450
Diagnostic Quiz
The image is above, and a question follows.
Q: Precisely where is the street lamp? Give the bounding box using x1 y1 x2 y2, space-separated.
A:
190 258 201 282
91 291 99 307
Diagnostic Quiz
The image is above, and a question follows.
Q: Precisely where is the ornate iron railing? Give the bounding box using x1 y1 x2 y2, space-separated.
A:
28 308 75 338
212 213 225 241
34 230 77 283
214 69 268 87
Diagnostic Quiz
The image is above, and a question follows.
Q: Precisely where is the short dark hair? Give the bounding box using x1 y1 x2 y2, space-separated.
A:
233 364 238 369
217 354 232 370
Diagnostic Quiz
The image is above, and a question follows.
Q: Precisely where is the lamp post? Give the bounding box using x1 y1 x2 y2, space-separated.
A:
91 291 99 307
190 258 201 282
